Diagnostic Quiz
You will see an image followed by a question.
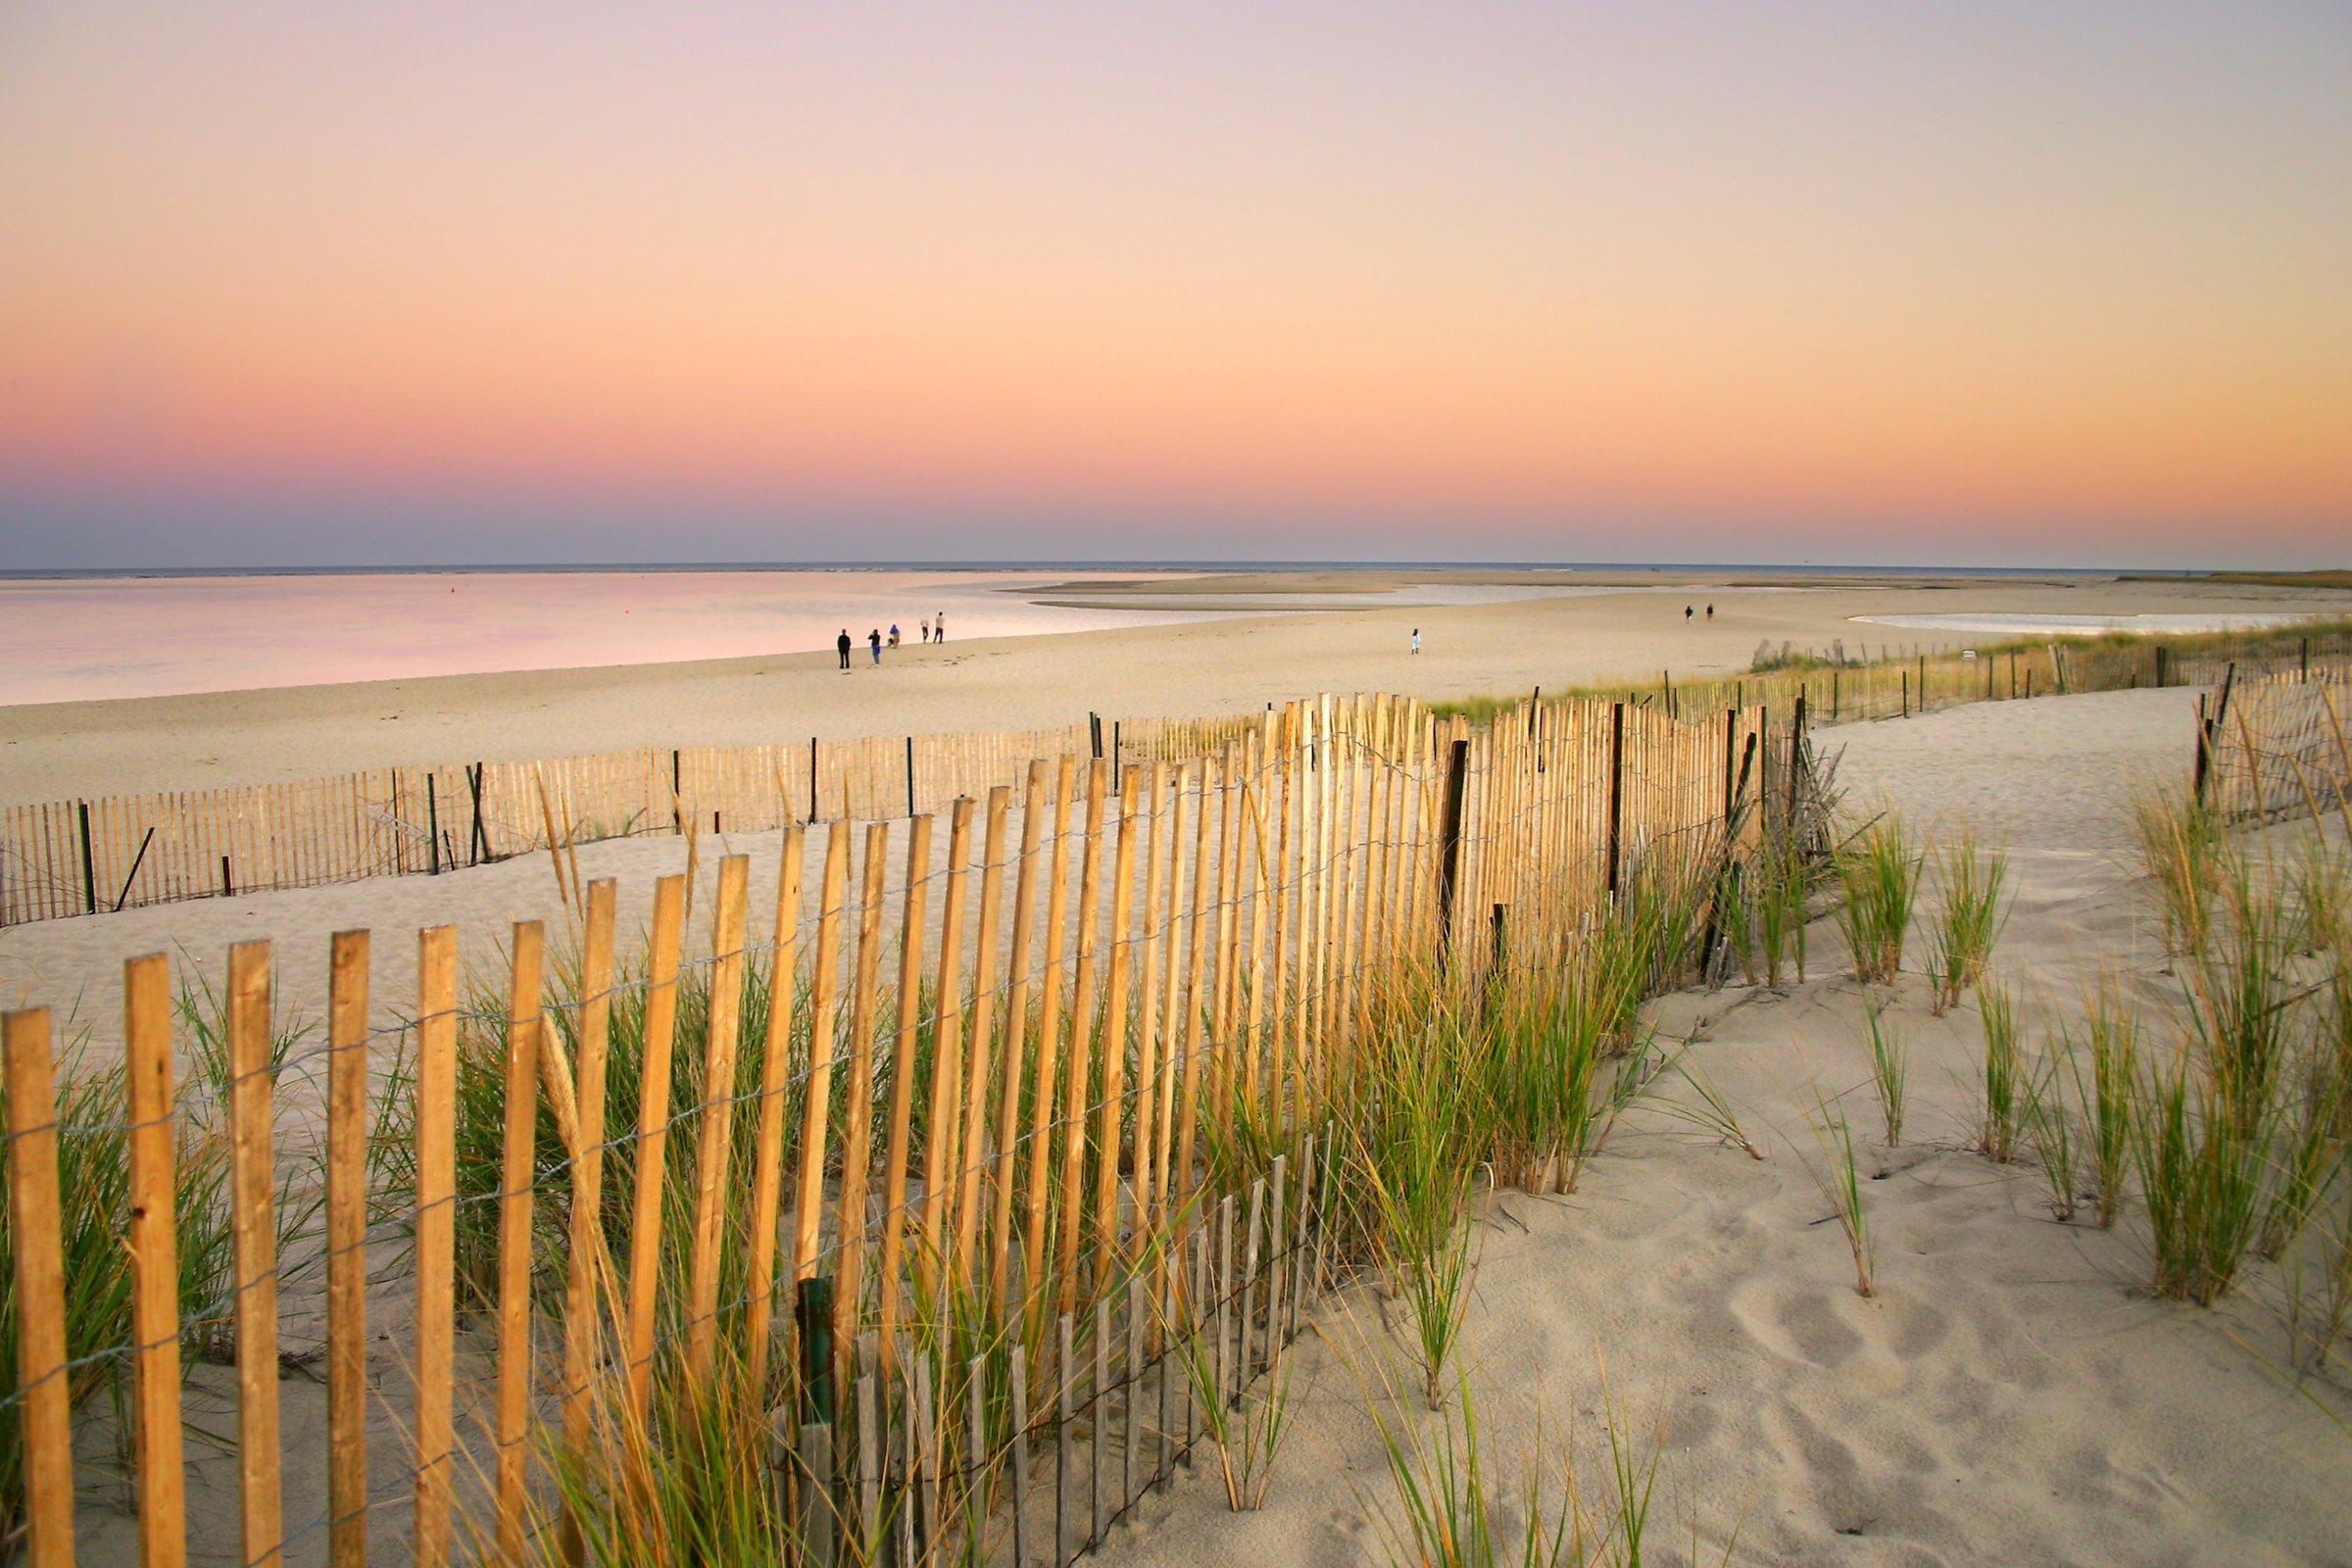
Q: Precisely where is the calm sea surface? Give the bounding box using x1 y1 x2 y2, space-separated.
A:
0 569 1570 706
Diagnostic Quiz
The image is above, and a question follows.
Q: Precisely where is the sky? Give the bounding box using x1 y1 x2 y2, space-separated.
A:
1 3 2347 570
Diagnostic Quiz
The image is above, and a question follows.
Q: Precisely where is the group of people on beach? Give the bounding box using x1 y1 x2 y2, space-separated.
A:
837 612 946 668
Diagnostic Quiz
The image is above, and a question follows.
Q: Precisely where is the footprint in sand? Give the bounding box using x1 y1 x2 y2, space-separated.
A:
1729 1282 1862 1367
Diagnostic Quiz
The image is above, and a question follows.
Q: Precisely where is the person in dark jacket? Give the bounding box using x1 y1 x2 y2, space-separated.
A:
869 628 883 664
838 629 854 670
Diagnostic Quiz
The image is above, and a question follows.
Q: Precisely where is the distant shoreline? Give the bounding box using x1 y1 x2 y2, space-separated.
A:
0 559 2145 583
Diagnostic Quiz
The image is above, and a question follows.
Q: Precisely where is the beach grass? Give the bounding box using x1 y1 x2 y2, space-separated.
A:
1862 999 1906 1147
1979 974 2021 1163
2020 1033 2082 1223
1797 1084 1875 1298
2077 980 2137 1230
1835 814 1921 986
1928 829 2007 1014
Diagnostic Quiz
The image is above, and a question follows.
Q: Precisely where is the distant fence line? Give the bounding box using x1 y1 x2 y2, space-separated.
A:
6 628 2346 927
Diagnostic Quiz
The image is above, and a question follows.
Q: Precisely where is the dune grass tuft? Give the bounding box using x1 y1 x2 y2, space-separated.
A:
1927 829 2008 1014
1797 1085 1875 1298
1862 999 1906 1147
1835 814 1921 985
1978 974 2021 1164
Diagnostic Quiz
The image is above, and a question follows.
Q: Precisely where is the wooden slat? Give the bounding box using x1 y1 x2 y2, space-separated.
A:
227 939 284 1568
1020 756 1077 1300
4 1005 77 1568
1132 763 1168 1242
558 876 617 1562
1176 756 1217 1217
1148 763 1188 1240
875 813 935 1373
325 930 371 1567
623 875 688 1417
792 821 854 1283
124 955 188 1568
684 855 752 1383
412 926 459 1568
744 826 804 1395
956 784 1011 1287
1054 760 1109 1312
494 920 545 1567
1093 768 1140 1289
919 799 975 1290
991 761 1050 1304
832 823 892 1347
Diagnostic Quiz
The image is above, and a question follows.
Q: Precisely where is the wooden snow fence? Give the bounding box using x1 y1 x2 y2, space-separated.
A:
2198 662 2352 827
0 689 1800 1566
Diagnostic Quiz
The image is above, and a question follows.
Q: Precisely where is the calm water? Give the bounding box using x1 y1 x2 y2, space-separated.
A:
0 568 1578 706
0 569 1210 705
1852 612 2315 638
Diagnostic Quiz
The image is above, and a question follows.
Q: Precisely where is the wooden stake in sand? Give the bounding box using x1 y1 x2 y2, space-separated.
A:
325 930 370 1568
4 1006 77 1568
227 941 285 1568
124 956 188 1568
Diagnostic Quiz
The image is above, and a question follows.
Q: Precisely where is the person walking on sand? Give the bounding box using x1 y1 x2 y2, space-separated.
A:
1685 605 1693 621
921 618 930 644
869 628 882 664
1410 627 1420 656
837 628 853 670
1706 604 1714 620
934 612 945 643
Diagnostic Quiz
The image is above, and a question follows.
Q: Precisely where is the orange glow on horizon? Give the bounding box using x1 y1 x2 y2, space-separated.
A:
2 5 2345 562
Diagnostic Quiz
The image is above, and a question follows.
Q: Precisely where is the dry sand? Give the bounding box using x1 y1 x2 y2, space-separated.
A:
6 582 2350 1563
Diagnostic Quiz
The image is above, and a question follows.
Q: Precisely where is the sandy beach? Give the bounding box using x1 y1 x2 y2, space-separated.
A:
4 580 2348 1565
4 567 2345 805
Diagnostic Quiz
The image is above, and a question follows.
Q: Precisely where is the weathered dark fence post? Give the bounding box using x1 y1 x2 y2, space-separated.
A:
2194 694 2211 804
1089 712 1103 760
2155 645 2166 688
1721 708 1738 823
672 749 685 833
426 774 441 874
809 736 821 823
1435 738 1470 969
906 736 917 818
795 1276 837 1567
1486 902 1508 1015
220 856 233 899
468 763 489 863
76 802 96 914
1606 702 1625 896
1788 693 1807 830
115 826 156 911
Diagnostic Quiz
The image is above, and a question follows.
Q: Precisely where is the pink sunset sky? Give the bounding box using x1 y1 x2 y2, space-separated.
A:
1 3 2346 568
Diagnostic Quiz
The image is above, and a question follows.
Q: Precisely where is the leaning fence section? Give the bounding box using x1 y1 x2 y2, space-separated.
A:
1 688 1817 1567
2198 663 2352 827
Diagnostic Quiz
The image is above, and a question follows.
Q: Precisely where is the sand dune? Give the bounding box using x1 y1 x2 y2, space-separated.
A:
1084 687 2351 1567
